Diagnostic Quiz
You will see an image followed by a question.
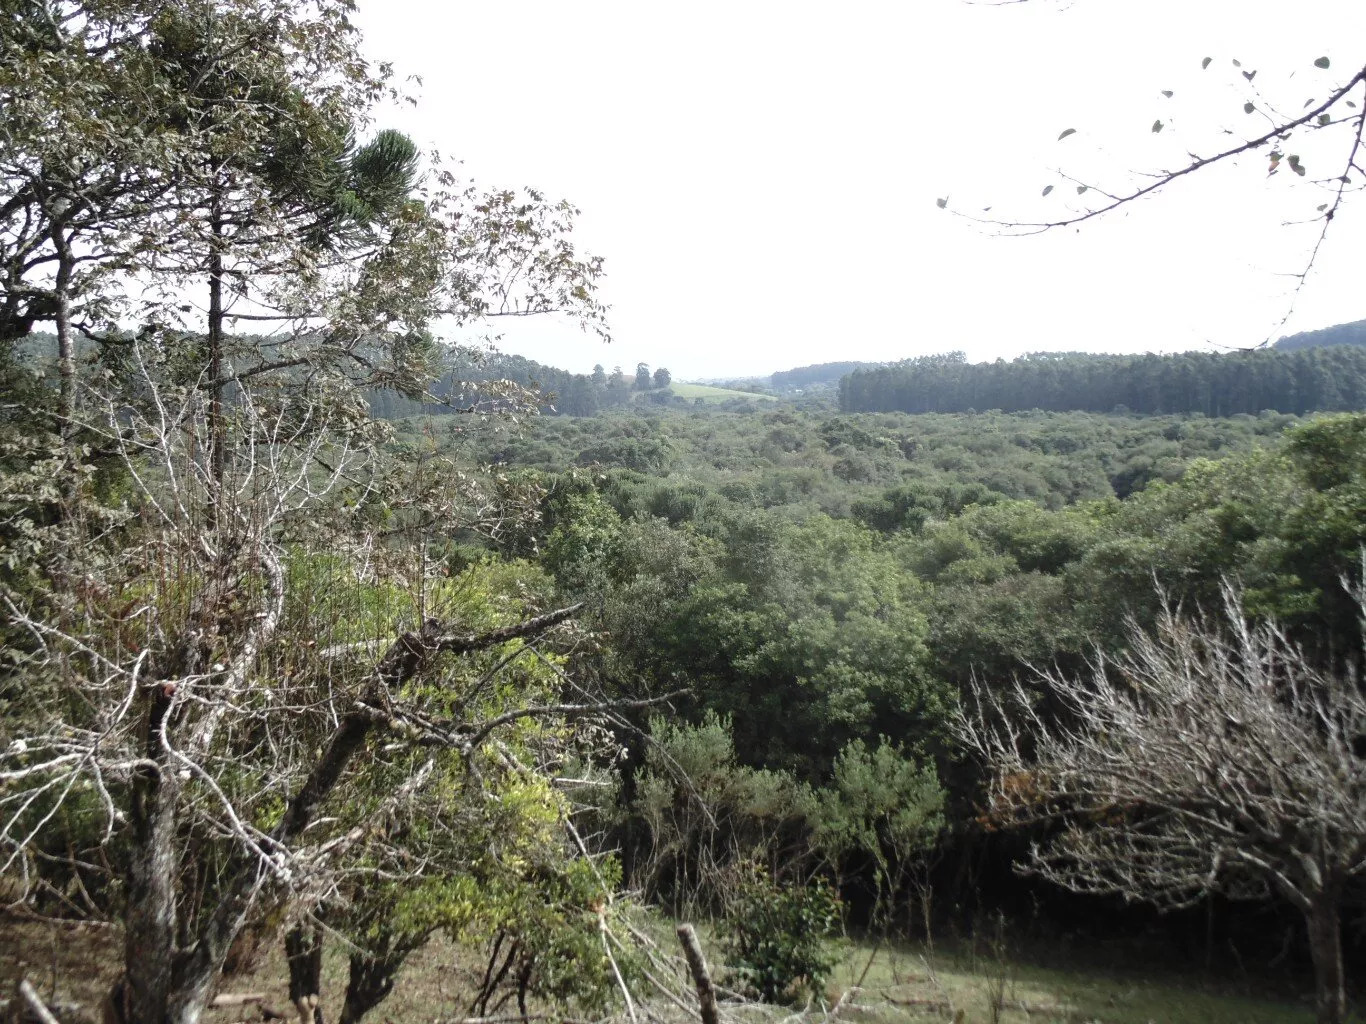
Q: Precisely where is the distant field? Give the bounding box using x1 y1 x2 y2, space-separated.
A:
668 382 777 402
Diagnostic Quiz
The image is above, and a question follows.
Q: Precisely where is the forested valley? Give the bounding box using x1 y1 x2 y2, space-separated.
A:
4 2 1366 1024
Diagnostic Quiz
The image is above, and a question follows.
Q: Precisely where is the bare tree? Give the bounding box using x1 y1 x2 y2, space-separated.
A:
0 342 674 1022
959 587 1366 1024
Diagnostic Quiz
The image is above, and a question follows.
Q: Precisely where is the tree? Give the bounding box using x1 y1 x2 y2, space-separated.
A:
592 363 608 387
653 366 672 389
635 362 652 391
0 2 626 1021
960 588 1366 1024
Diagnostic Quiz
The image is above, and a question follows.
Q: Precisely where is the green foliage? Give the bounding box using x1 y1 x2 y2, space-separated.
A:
632 713 815 913
723 865 842 1003
812 739 944 865
840 348 1366 418
810 739 943 926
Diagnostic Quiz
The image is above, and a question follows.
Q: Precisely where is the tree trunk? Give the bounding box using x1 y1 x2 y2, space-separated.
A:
118 685 182 1023
339 950 404 1024
286 922 325 1024
49 220 76 502
207 197 225 489
1305 894 1347 1024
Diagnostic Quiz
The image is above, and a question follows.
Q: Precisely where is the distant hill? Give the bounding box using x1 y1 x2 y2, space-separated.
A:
770 360 881 392
1274 319 1366 351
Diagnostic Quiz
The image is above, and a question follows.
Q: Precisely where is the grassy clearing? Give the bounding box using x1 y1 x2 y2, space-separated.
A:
824 939 1320 1024
667 383 777 402
0 913 1335 1024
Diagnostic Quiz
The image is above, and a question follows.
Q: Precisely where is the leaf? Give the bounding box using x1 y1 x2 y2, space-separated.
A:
1244 102 1255 114
1202 57 1213 70
1232 58 1242 67
936 197 948 209
1318 114 1332 126
1041 185 1054 197
1242 70 1257 82
1317 204 1329 212
1161 90 1174 98
1314 56 1331 69
1152 120 1165 134
1348 100 1358 109
1076 185 1088 194
1058 128 1077 141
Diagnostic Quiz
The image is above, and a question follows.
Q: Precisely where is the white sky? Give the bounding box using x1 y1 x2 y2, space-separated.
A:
354 0 1366 380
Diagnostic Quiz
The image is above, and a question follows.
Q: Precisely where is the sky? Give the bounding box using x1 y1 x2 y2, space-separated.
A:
354 0 1366 380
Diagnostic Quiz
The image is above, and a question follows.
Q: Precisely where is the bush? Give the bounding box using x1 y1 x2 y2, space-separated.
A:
722 866 841 1003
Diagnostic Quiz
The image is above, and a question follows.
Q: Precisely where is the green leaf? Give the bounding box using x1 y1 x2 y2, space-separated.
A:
1058 128 1077 141
1314 56 1331 69
1161 90 1174 98
1317 203 1329 212
1244 102 1255 114
1318 114 1332 126
1152 120 1165 133
1041 185 1054 197
1232 58 1242 67
1076 185 1088 195
1202 57 1213 70
936 197 948 209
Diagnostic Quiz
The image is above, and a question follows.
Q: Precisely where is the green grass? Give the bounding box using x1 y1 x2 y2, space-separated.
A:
824 939 1324 1024
667 382 777 402
2 913 1341 1024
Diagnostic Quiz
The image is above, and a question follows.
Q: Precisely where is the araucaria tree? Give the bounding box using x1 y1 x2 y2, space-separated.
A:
0 2 629 1023
960 589 1366 1024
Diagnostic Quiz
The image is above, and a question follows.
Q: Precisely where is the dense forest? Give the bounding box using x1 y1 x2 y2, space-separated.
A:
4 2 1366 1023
839 347 1366 416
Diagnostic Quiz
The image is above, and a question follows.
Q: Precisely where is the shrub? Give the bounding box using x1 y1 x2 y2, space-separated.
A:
722 866 841 1003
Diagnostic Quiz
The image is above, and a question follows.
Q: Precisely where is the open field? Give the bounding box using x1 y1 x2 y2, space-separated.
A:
666 382 778 402
0 914 1340 1024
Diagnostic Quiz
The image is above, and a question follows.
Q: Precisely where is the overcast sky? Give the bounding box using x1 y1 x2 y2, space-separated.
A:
354 0 1366 380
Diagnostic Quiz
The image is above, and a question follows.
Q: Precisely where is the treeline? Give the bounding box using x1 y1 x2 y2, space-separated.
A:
370 352 676 418
839 347 1366 417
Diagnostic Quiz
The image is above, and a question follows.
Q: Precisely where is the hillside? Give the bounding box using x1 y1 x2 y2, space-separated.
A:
1275 318 1366 351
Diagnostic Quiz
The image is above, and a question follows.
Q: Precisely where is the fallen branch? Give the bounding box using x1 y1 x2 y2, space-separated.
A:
209 991 267 1007
13 979 63 1024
